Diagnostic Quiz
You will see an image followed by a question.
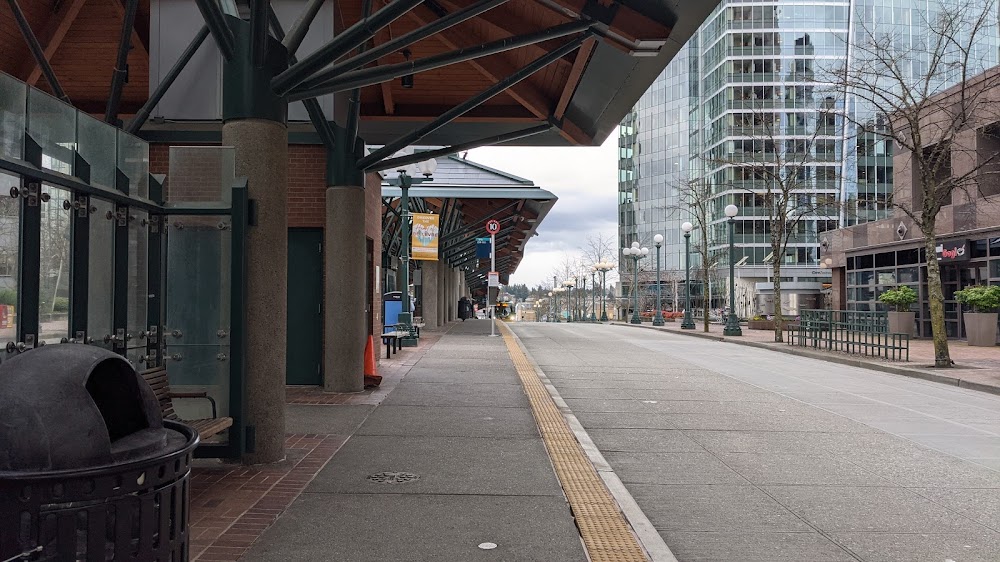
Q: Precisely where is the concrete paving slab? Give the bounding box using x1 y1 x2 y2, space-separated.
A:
284 404 374 434
847 446 1000 488
401 368 522 385
381 382 529 408
655 412 876 433
684 430 849 456
715 452 893 486
307 435 562 496
915 487 1000 531
587 428 705 453
629 484 811 532
573 411 678 430
659 530 856 561
829 531 1000 562
562 397 658 413
914 434 1000 459
355 405 540 438
765 485 974 533
242 493 586 562
605 451 747 485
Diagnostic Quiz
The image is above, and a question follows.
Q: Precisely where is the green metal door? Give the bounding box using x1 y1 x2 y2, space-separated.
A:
287 229 323 385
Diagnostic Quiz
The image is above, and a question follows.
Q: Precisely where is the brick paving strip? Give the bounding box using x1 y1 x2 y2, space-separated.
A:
187 331 443 561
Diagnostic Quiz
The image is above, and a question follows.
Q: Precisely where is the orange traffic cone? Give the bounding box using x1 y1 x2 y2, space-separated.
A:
364 335 382 388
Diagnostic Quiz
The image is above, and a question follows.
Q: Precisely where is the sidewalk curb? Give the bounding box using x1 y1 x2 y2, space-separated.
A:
610 322 1000 397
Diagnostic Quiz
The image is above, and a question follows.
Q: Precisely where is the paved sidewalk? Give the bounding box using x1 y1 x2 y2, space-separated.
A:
612 319 1000 394
239 320 588 561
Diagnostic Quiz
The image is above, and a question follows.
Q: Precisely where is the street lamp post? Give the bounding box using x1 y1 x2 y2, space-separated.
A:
562 279 575 322
547 291 553 322
387 157 437 346
681 222 696 329
595 262 613 322
652 234 665 326
724 204 743 336
622 242 648 325
589 268 597 322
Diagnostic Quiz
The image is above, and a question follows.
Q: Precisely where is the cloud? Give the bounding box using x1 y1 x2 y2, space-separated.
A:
467 136 618 287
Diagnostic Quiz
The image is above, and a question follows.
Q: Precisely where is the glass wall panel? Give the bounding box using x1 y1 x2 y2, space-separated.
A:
127 210 148 366
28 89 75 174
88 198 115 346
0 172 19 345
118 130 149 198
0 73 26 161
77 113 117 188
165 215 232 438
39 186 71 343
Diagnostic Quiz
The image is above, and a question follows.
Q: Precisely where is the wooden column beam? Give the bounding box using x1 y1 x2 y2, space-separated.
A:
536 0 672 47
554 36 595 119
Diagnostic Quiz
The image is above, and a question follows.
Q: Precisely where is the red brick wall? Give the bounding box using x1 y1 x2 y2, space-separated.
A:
288 146 328 228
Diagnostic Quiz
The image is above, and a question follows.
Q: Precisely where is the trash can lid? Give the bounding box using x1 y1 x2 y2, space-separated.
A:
0 345 162 472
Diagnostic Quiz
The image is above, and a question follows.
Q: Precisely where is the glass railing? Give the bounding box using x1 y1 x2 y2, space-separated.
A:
0 71 149 195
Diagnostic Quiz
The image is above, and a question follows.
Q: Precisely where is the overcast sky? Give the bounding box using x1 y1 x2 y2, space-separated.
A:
466 134 618 288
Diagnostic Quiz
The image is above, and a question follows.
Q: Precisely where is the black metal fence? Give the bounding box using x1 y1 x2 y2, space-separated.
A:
786 309 910 361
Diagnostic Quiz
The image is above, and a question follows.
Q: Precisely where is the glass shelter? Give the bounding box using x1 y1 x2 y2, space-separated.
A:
0 72 248 458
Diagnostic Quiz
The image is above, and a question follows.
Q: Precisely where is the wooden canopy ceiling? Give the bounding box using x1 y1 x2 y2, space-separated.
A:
0 0 716 148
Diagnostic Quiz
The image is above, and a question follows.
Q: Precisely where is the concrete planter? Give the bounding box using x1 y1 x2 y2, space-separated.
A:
964 312 999 346
887 311 916 337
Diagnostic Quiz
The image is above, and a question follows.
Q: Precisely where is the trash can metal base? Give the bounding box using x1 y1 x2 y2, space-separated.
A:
0 421 198 562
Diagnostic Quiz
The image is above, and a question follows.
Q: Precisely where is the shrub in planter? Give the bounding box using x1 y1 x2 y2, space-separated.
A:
880 286 918 337
955 285 1000 346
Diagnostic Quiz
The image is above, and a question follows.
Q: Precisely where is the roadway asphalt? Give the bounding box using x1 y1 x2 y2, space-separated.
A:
512 321 1000 562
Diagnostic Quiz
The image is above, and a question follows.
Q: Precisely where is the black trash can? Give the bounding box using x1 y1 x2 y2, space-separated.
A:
0 345 198 562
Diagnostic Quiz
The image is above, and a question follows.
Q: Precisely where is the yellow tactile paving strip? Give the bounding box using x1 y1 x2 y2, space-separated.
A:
498 321 649 562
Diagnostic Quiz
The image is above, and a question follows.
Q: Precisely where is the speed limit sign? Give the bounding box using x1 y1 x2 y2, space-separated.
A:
485 219 500 235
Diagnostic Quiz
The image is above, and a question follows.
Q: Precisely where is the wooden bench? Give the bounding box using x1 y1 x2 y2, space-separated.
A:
140 367 234 441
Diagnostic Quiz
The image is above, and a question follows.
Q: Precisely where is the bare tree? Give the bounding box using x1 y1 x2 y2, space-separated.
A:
702 94 832 343
582 233 615 265
671 174 725 332
832 0 1000 367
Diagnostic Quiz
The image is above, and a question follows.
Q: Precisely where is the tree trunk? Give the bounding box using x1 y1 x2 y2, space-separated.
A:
772 240 783 343
924 230 952 367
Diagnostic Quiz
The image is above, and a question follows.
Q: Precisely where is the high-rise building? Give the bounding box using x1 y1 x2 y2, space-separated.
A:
619 0 999 317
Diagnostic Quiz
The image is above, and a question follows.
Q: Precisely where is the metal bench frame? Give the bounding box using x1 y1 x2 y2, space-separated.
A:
140 367 234 441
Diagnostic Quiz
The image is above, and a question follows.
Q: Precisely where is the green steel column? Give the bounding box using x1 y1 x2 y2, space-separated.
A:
221 15 289 464
681 232 695 329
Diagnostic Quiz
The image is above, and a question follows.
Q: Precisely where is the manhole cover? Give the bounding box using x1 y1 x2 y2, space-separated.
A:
367 471 420 484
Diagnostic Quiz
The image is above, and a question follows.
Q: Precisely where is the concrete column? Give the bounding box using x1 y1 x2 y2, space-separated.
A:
222 119 288 464
326 186 366 393
422 262 439 328
446 267 454 322
442 262 448 328
452 268 461 321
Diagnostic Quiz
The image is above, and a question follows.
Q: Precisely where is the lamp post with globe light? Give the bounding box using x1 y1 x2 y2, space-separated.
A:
594 262 614 321
547 292 554 322
386 157 437 346
590 267 598 322
680 222 696 329
724 204 743 336
652 234 665 326
562 279 575 322
622 242 649 324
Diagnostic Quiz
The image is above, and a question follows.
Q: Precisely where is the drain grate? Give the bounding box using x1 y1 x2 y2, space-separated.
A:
367 471 420 484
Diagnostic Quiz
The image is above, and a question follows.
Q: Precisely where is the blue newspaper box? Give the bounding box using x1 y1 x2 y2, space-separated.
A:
383 291 402 327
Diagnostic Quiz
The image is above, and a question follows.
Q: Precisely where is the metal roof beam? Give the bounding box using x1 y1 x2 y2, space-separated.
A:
297 0 511 91
7 0 69 101
194 0 236 61
273 0 424 95
366 124 553 172
352 32 585 169
290 21 590 101
106 0 140 124
128 26 210 134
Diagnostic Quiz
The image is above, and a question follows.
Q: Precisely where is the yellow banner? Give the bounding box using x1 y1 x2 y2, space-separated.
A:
411 213 440 261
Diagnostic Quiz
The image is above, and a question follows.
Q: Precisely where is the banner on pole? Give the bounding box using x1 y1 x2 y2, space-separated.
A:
411 213 440 261
476 237 492 259
488 272 500 287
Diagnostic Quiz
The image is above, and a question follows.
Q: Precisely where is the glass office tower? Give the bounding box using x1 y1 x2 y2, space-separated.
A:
619 0 998 316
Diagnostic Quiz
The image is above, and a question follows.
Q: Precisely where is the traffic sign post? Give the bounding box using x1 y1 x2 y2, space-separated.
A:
486 220 500 336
